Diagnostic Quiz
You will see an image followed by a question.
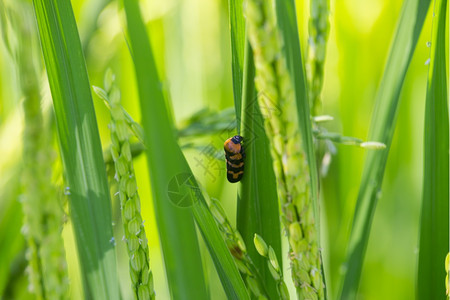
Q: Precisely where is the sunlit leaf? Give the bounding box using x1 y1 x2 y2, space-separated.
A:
340 0 431 298
418 0 449 298
32 0 120 298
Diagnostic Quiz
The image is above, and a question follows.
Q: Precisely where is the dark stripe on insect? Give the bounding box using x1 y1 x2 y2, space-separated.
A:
227 164 244 172
227 160 244 169
227 170 244 183
225 153 244 164
226 153 243 161
224 135 245 183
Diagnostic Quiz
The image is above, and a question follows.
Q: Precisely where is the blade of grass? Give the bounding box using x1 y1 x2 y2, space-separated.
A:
32 1 120 299
228 0 245 132
339 0 431 298
237 41 282 299
417 0 449 298
274 0 326 295
228 2 282 298
7 1 70 297
275 0 320 233
122 1 208 298
122 0 249 298
191 200 249 299
246 0 325 297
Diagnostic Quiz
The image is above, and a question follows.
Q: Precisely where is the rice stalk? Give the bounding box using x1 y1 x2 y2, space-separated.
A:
237 38 282 299
209 198 269 299
32 0 121 296
1 1 69 298
122 0 248 297
307 0 330 115
94 71 155 300
253 234 290 300
245 0 325 298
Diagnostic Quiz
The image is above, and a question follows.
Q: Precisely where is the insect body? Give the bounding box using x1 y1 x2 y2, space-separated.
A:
224 135 245 183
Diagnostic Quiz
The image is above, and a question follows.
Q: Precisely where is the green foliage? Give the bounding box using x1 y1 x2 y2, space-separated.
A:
339 0 431 298
253 234 290 300
122 0 248 298
307 0 330 115
0 168 23 297
1 1 69 299
95 73 155 300
417 0 449 298
32 0 119 298
246 0 325 298
275 0 320 212
227 0 245 131
228 6 282 299
122 0 209 298
210 198 269 298
0 0 447 299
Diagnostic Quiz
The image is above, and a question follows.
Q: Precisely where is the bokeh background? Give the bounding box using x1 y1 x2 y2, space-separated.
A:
0 0 433 299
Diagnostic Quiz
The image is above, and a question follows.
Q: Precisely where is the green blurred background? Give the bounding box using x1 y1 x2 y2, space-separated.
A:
0 0 433 299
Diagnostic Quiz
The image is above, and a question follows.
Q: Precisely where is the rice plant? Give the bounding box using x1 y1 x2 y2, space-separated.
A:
0 0 447 299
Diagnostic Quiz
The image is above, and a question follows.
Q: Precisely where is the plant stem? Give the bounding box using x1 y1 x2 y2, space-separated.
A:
307 0 330 116
7 1 69 298
246 0 325 298
95 73 155 300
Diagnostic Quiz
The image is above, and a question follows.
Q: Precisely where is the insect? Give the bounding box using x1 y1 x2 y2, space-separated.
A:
224 135 245 183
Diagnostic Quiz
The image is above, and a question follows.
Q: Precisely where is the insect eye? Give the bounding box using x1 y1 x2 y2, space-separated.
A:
232 135 243 144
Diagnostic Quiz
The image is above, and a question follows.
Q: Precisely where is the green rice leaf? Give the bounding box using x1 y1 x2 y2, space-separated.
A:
246 0 325 296
122 1 208 298
417 0 449 298
275 0 320 232
32 0 120 298
274 2 325 294
339 0 431 298
191 201 250 299
228 3 282 298
228 0 245 131
122 0 249 298
237 42 282 299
